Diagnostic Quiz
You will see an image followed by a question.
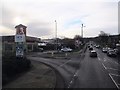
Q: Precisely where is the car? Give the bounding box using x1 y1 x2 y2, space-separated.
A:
89 50 97 57
102 48 107 53
88 45 90 48
38 48 44 52
61 47 72 52
96 45 100 48
107 50 117 57
106 47 111 52
114 48 118 54
89 47 93 50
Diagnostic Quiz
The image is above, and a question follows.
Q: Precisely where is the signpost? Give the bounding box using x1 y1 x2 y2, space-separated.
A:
15 24 27 57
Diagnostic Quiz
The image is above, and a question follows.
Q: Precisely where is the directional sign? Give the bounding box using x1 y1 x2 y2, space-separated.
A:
15 35 25 42
16 43 24 57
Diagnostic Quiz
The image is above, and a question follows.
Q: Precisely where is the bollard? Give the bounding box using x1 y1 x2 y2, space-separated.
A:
65 53 68 57
51 52 54 57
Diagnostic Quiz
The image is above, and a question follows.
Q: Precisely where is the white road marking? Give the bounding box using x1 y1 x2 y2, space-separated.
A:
118 84 120 86
104 57 120 66
70 81 73 84
98 57 101 61
109 74 120 89
59 60 71 67
107 68 120 71
110 73 120 77
67 70 79 88
114 61 120 65
102 63 107 69
97 52 100 56
68 78 74 88
104 58 107 62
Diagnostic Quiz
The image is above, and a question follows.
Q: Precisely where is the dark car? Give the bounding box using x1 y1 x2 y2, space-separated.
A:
107 50 117 57
90 50 97 57
89 47 93 50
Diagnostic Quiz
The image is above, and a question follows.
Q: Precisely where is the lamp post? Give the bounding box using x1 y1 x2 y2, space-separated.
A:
81 24 85 45
81 24 85 38
55 20 57 51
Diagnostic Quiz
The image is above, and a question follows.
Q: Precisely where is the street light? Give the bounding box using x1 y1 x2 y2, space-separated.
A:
81 24 85 38
55 20 57 50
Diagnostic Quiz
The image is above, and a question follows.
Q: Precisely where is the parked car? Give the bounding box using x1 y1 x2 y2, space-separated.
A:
102 48 107 53
114 48 119 54
38 48 44 52
61 47 72 52
89 50 97 57
107 50 117 57
89 47 93 51
106 47 111 52
96 45 100 48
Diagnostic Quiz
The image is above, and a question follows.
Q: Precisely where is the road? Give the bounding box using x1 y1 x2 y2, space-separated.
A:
27 47 120 88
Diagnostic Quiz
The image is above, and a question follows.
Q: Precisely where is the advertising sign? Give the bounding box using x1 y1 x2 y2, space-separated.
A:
15 35 25 42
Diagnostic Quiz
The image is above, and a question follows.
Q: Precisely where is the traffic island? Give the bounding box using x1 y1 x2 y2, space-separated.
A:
2 60 56 88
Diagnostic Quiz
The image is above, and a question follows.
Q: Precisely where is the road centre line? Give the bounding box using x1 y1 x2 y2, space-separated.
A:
98 57 101 61
102 63 107 70
109 74 120 89
74 70 79 76
67 70 79 88
68 77 74 88
110 73 120 77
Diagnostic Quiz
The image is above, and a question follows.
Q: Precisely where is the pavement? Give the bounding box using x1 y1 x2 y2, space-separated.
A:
3 60 56 88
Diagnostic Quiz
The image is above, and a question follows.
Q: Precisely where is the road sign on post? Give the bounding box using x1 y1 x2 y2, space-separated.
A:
15 35 25 42
15 24 27 57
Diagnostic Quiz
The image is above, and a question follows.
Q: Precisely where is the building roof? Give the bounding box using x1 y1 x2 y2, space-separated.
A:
2 35 41 43
15 24 27 28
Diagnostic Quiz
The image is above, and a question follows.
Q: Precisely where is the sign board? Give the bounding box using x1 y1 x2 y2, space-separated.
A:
16 43 24 57
15 35 25 42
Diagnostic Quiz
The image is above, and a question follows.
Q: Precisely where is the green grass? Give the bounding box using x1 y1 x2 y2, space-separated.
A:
2 55 31 85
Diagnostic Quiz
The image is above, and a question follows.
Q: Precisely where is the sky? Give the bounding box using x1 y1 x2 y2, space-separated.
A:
0 0 119 39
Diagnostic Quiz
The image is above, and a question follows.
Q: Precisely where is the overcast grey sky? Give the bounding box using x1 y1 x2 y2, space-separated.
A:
1 0 119 39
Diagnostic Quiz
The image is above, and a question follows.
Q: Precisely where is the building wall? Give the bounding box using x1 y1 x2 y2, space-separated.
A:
2 36 40 55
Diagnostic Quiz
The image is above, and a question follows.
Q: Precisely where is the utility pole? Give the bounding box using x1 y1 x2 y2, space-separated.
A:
55 20 57 51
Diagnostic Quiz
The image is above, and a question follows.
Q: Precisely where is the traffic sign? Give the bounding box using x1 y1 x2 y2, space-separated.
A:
15 35 25 42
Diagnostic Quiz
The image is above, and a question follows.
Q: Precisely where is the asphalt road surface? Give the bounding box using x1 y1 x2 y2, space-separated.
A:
27 47 119 88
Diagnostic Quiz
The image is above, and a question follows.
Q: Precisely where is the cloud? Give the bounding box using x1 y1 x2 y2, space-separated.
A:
1 0 119 38
2 7 15 29
27 21 54 37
